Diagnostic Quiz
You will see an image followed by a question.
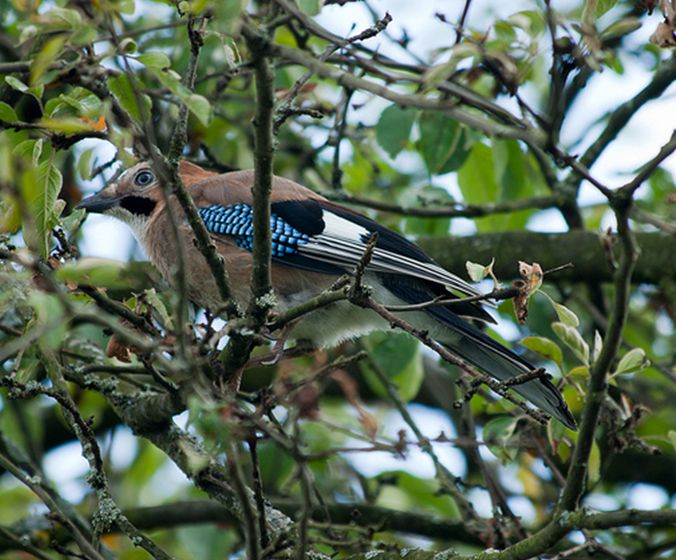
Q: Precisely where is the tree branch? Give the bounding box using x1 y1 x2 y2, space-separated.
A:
417 231 675 285
243 24 276 326
558 194 640 512
325 193 563 218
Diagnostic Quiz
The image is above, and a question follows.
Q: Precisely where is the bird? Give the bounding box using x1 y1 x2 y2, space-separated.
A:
78 160 576 429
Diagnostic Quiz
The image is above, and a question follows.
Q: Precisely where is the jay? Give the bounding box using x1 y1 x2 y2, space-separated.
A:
78 160 576 429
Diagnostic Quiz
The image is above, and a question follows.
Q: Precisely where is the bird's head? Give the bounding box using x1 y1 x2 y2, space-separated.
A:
77 161 163 238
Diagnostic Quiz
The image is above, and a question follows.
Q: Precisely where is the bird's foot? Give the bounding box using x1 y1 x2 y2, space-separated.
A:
258 322 303 365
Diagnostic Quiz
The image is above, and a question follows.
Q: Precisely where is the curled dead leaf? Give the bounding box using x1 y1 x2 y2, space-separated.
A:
512 279 529 324
518 261 543 295
105 333 137 362
650 21 676 47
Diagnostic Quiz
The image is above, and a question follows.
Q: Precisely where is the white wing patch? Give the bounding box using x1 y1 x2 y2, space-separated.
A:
298 209 482 298
320 211 370 241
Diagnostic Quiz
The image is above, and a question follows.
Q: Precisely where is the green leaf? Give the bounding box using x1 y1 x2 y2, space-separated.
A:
437 126 473 173
151 68 211 125
0 194 21 234
177 525 237 560
376 104 416 159
418 112 466 174
115 0 135 14
507 10 546 36
668 430 676 452
136 51 172 69
297 0 321 15
0 101 18 123
144 288 173 328
547 418 567 457
465 259 494 283
423 62 457 90
55 258 140 290
614 348 649 375
360 331 423 402
41 7 82 29
151 68 190 101
70 25 98 46
521 336 563 366
647 167 673 200
567 365 590 381
38 117 98 134
552 322 589 365
31 139 43 167
213 0 247 31
483 417 518 463
28 291 66 352
538 290 580 327
378 471 461 519
77 147 96 181
108 73 151 123
457 143 500 231
591 330 602 364
588 440 601 487
55 88 103 118
595 0 619 18
494 140 529 200
20 161 63 258
423 44 480 89
13 139 38 159
60 208 86 239
553 302 580 328
184 93 211 126
118 38 138 54
258 440 294 488
601 16 641 41
5 76 29 93
31 35 66 86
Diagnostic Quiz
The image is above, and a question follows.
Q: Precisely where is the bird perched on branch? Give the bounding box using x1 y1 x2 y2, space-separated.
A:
78 160 576 429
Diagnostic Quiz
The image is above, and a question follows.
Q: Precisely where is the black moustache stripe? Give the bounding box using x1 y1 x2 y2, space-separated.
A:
120 196 157 217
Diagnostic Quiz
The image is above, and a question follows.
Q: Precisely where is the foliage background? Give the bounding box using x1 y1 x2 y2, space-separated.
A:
0 0 675 558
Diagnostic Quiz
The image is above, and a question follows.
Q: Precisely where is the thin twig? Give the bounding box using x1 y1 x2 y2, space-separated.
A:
354 295 551 425
620 129 676 196
249 437 270 548
0 435 110 560
368 359 484 526
226 441 262 560
325 192 562 218
455 0 473 44
384 286 518 312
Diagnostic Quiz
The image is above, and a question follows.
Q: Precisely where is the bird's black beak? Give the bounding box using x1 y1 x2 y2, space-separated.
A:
77 192 122 214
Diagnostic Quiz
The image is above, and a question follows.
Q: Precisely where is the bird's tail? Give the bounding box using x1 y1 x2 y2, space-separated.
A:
436 324 576 429
377 276 576 429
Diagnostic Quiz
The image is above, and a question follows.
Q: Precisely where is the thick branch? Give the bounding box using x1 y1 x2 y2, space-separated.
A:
558 194 640 512
417 231 674 285
325 193 563 218
3 501 673 557
243 26 276 324
65 370 294 541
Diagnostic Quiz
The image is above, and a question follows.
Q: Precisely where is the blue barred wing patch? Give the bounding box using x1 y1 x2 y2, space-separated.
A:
198 204 312 257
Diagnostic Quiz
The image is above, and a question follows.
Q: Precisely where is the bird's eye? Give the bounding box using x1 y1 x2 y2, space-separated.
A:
134 170 155 187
